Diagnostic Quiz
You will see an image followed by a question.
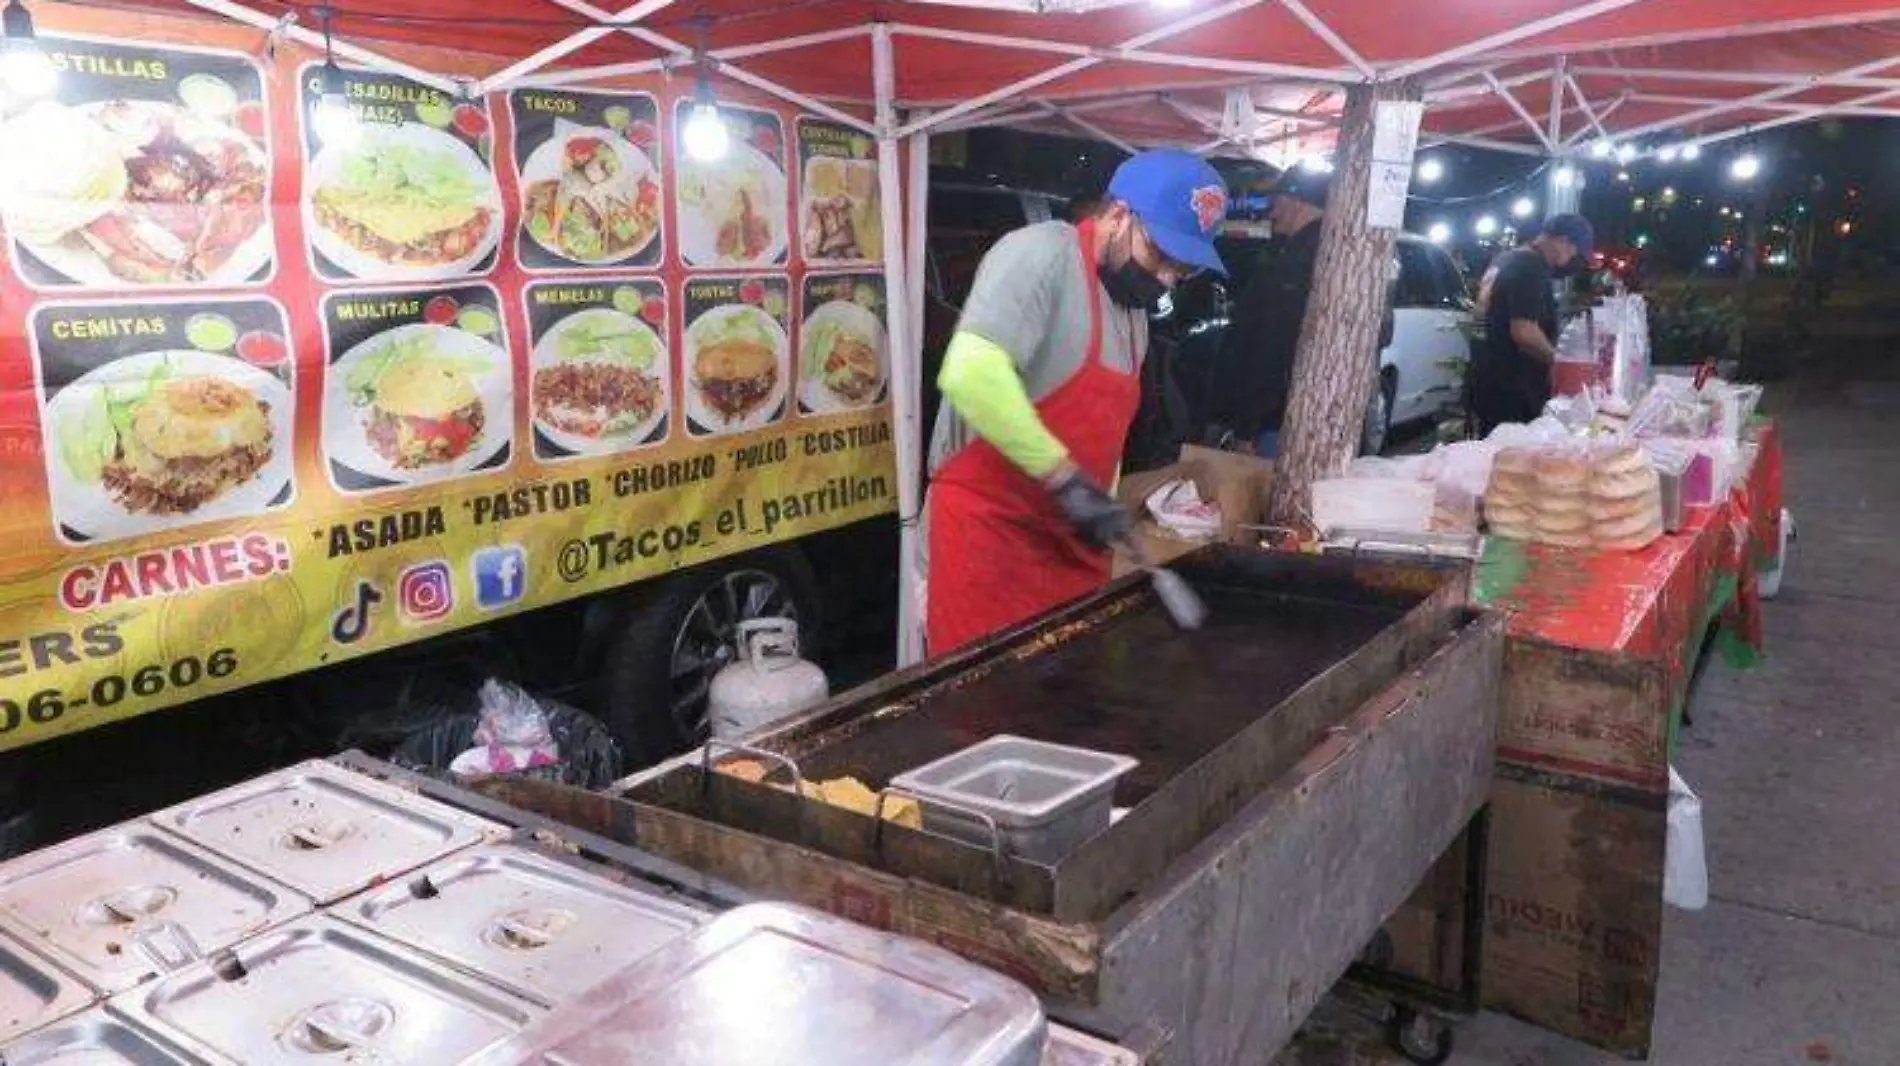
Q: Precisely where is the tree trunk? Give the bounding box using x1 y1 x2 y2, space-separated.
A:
1265 79 1417 533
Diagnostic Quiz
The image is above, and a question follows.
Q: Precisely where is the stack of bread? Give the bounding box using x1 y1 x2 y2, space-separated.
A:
1590 444 1663 551
1483 445 1664 552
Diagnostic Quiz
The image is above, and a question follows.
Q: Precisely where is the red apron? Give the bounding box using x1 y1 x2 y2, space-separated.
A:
927 221 1143 656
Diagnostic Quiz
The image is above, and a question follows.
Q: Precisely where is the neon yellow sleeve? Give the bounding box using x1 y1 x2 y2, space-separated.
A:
937 331 1071 480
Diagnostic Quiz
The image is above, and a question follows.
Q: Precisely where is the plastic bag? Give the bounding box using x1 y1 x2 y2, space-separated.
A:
1665 765 1709 910
390 681 624 788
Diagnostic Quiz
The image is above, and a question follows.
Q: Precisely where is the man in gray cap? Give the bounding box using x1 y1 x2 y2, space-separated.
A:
1471 213 1595 433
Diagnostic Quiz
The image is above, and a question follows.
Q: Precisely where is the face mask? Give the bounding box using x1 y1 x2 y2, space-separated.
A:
1098 223 1169 310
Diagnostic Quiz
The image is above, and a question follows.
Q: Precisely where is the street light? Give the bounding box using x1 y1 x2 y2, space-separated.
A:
1511 196 1535 219
1729 153 1761 182
1426 222 1451 244
1416 157 1444 184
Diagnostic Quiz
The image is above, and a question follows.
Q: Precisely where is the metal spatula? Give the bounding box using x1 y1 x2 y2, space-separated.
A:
1119 536 1209 631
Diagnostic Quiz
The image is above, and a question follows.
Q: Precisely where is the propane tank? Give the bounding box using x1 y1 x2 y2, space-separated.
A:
709 619 829 740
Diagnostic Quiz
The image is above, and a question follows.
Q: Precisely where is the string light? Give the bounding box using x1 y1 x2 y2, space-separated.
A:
1589 141 1613 160
1511 196 1535 219
1416 157 1444 184
1426 221 1451 244
1615 143 1638 164
1730 153 1762 181
1 0 58 99
1657 145 1680 163
1681 143 1703 161
1474 215 1498 237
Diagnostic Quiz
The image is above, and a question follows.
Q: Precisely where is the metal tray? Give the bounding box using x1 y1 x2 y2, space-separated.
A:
0 934 91 1046
0 823 310 993
891 736 1136 864
464 902 1046 1066
337 844 704 1007
148 760 500 903
108 916 537 1066
0 1008 198 1065
1044 1025 1141 1066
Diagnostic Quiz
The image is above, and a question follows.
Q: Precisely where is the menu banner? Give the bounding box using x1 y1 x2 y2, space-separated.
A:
0 19 895 754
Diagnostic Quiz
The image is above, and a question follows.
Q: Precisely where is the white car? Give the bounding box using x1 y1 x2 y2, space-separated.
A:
1364 233 1474 454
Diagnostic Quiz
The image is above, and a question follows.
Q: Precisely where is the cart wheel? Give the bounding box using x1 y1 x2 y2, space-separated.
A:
1386 1005 1454 1066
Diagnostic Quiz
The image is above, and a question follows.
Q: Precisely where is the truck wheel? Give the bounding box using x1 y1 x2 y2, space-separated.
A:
601 551 819 764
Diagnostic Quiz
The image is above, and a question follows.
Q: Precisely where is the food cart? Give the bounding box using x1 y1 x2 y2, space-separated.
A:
471 546 1504 1065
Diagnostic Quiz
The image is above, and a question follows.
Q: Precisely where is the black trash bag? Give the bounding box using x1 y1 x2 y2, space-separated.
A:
390 683 623 790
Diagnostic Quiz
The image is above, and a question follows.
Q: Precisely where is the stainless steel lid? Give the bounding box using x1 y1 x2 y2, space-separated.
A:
148 760 500 903
0 1008 198 1065
0 823 311 993
0 933 90 1045
467 902 1046 1066
109 916 538 1066
337 845 704 1007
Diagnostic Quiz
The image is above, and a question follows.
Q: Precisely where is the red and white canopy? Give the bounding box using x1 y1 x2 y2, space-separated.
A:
135 0 1900 159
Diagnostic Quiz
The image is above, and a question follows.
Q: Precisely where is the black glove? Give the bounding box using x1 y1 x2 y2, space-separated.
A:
1048 469 1132 550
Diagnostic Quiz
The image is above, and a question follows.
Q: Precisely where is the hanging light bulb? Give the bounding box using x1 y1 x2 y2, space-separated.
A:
682 74 729 163
1415 157 1444 184
1552 165 1578 189
1426 221 1451 244
1615 142 1638 164
1681 142 1702 161
1511 196 1535 219
1729 153 1762 182
1474 215 1499 237
311 13 359 148
1589 140 1613 160
1657 144 1680 163
1 0 59 100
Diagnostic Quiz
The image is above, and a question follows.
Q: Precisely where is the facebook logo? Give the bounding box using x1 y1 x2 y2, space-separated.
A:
472 545 527 610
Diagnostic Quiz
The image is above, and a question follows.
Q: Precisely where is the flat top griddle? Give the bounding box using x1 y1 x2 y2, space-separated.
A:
790 587 1400 805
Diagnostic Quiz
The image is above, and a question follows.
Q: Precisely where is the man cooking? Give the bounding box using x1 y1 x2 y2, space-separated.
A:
1470 213 1595 434
924 150 1229 656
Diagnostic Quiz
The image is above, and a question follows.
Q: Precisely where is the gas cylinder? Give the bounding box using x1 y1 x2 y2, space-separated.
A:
708 619 830 740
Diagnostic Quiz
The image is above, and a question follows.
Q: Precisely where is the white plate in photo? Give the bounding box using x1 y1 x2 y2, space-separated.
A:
6 100 274 287
799 154 882 265
324 322 513 487
531 307 671 455
40 348 294 544
305 122 503 281
676 141 788 268
799 298 888 413
684 303 789 436
517 123 661 266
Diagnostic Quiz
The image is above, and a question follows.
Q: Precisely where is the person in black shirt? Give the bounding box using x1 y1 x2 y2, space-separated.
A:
1215 167 1330 456
1471 213 1594 434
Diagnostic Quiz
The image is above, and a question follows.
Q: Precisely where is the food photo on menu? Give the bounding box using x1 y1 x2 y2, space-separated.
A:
0 36 272 288
799 274 888 414
525 279 671 459
797 118 881 265
510 89 664 270
321 285 514 492
31 299 294 545
682 276 790 437
674 100 787 268
301 64 502 282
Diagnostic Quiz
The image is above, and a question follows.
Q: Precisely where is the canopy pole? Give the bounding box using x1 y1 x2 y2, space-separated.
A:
873 24 926 667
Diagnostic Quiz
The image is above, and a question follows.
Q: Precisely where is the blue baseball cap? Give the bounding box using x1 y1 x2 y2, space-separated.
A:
1107 149 1230 277
1542 213 1595 262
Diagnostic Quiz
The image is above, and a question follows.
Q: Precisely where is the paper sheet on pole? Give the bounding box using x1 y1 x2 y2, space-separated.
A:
1367 101 1424 230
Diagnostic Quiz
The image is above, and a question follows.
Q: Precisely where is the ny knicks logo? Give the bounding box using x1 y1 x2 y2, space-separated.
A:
1191 185 1228 231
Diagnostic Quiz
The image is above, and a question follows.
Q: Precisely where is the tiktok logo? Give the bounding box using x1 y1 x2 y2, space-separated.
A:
331 580 383 645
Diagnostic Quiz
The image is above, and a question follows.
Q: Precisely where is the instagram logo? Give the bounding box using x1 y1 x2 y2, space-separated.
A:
398 561 454 623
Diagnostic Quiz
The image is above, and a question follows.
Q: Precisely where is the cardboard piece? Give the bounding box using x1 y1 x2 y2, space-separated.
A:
1113 445 1273 577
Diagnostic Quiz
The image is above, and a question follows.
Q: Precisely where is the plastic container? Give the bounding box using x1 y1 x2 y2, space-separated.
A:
889 737 1137 865
1644 444 1692 533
